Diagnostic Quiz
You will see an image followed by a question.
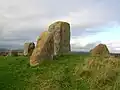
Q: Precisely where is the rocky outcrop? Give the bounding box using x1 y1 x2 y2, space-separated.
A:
48 21 71 56
30 31 54 66
90 44 109 57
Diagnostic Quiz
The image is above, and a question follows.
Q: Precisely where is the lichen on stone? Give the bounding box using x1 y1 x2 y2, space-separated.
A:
48 21 71 56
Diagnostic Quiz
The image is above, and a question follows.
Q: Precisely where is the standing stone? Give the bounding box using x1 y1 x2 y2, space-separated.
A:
90 43 109 57
24 43 29 56
8 49 12 56
30 31 54 66
28 43 35 56
8 50 18 56
24 42 35 56
48 21 71 56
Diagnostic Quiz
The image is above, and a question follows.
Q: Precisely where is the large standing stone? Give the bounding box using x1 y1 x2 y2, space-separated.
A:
30 31 54 66
24 42 35 56
90 43 109 56
48 21 71 56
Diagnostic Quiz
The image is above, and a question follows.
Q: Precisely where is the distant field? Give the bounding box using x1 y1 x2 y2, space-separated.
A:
0 53 120 90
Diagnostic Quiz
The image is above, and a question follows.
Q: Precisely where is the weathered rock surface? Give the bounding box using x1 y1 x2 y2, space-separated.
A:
90 43 109 56
30 31 54 66
24 42 35 56
29 21 71 66
48 21 71 56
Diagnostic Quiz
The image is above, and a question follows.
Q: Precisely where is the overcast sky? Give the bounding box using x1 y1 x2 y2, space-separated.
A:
0 0 120 53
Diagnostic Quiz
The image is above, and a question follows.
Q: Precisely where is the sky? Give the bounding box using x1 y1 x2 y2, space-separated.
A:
0 0 120 53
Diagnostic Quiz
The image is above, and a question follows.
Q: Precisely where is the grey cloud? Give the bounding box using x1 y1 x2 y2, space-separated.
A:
71 40 120 53
0 0 120 50
0 28 44 49
71 41 101 52
0 43 22 49
71 26 108 36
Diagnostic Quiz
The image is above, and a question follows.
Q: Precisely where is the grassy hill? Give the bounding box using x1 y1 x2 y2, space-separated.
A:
0 53 120 90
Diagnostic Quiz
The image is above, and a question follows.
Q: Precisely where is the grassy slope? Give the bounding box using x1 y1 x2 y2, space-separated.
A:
0 54 89 90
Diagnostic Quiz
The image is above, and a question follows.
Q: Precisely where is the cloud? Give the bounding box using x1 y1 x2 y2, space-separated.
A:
0 0 120 52
71 37 101 52
101 40 120 53
71 38 120 53
1 0 120 29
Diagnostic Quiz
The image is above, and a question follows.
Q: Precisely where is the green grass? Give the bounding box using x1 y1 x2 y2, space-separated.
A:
0 54 89 90
0 54 120 90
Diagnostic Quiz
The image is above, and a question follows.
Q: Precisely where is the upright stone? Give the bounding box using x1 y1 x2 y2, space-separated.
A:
48 21 71 56
24 43 29 56
28 43 35 56
24 42 35 56
30 31 54 66
90 44 109 57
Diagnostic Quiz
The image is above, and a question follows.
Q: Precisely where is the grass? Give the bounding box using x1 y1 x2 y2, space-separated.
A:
0 54 120 90
77 56 120 90
0 53 89 90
